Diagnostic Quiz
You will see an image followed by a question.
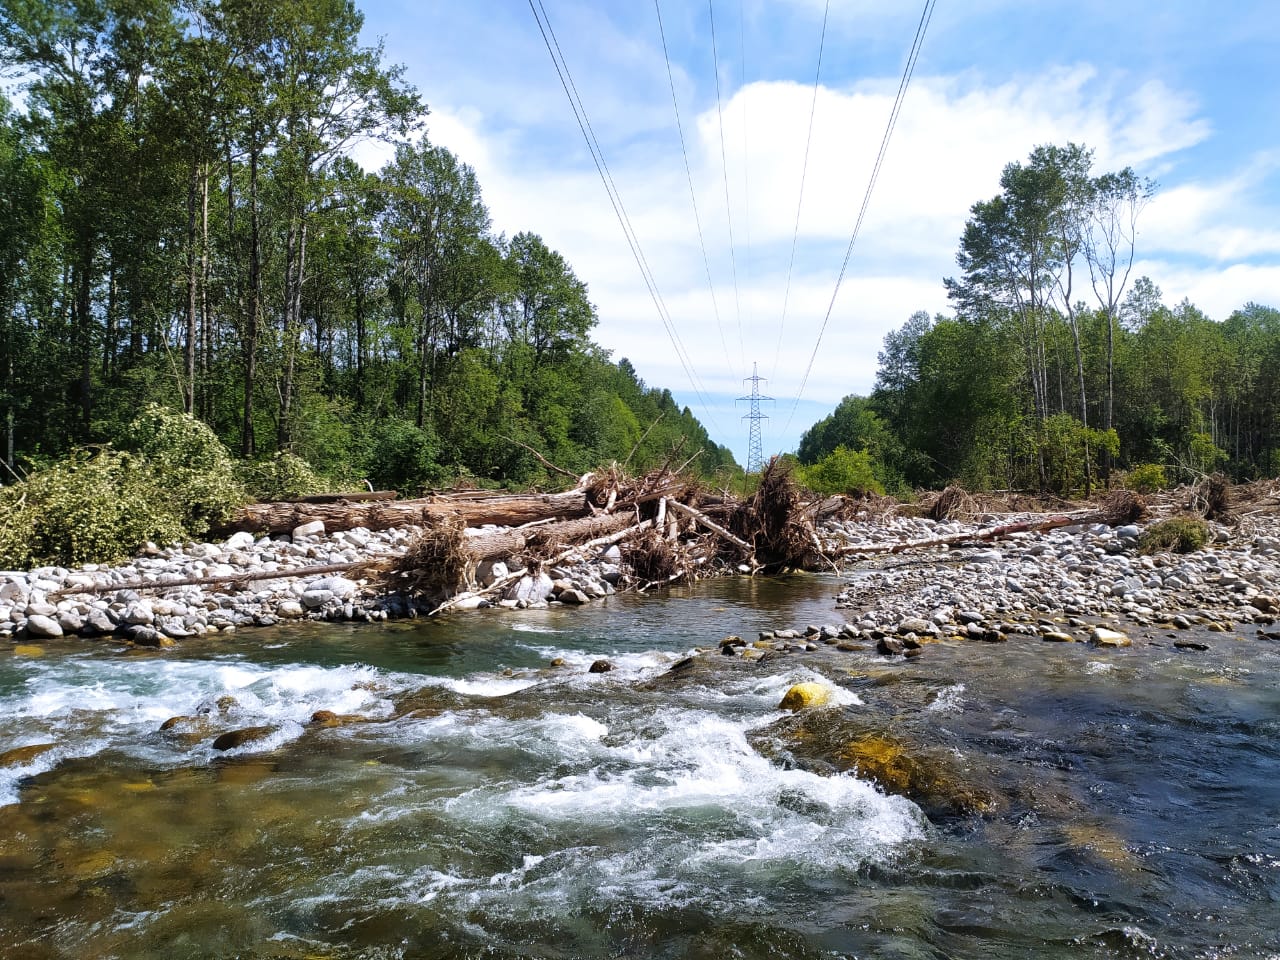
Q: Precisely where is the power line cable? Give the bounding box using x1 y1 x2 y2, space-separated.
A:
707 0 745 371
527 0 725 434
769 0 830 385
783 0 937 437
653 0 736 382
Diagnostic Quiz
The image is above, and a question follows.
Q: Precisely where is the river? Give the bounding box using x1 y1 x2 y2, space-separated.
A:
2 574 1278 959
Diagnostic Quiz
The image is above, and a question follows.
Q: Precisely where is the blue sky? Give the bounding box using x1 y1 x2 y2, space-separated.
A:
356 1 1280 468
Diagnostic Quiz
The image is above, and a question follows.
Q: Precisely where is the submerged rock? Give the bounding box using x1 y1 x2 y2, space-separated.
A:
753 711 1005 819
0 742 57 767
309 709 365 727
211 726 278 751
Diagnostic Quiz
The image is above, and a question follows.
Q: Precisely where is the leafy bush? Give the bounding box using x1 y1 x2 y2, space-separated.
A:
1138 517 1209 555
0 449 188 568
0 406 253 568
800 445 886 496
117 404 245 530
235 452 330 502
1123 463 1168 494
364 419 444 494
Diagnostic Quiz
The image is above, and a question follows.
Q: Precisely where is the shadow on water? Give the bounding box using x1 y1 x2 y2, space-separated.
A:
2 574 1279 959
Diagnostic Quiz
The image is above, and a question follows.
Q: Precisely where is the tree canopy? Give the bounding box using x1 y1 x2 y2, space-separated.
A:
0 0 737 492
799 143 1276 496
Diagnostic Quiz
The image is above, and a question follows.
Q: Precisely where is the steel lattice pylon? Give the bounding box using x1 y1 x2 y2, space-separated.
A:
737 362 773 474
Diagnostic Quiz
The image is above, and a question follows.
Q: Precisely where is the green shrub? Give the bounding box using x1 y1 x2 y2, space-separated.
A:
364 419 444 494
800 445 886 497
0 449 187 568
1138 517 1210 555
117 404 245 530
0 407 255 568
1123 463 1168 494
235 452 330 502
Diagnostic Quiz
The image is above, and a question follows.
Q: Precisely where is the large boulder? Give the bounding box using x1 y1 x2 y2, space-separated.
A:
505 572 554 604
24 614 63 639
779 681 833 711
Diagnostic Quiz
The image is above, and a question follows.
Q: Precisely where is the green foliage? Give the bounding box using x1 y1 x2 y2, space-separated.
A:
364 418 444 495
116 404 245 531
1039 415 1119 497
1122 463 1169 494
0 450 187 568
800 446 885 497
1188 432 1228 475
235 452 330 502
1138 518 1210 555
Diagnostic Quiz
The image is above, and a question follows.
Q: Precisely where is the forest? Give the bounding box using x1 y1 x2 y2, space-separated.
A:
3 0 1276 523
0 0 736 494
797 143 1280 499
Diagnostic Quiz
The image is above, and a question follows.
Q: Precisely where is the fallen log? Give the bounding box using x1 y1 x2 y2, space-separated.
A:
217 488 593 536
52 559 391 598
284 490 398 504
831 491 1145 560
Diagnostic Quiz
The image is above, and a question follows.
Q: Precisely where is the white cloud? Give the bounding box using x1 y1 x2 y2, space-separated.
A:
1142 153 1280 263
1135 259 1280 320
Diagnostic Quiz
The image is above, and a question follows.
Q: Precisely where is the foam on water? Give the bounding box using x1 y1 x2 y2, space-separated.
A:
0 653 421 804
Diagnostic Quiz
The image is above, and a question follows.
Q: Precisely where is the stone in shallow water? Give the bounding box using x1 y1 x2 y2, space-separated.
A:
1091 627 1131 648
276 600 304 619
877 637 905 656
778 682 832 711
1041 631 1077 643
211 726 277 751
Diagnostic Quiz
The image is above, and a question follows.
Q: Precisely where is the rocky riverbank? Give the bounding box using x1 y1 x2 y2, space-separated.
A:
0 520 622 646
719 512 1280 660
3 510 1278 649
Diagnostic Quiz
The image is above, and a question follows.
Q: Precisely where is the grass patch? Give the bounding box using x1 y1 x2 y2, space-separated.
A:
1138 517 1210 555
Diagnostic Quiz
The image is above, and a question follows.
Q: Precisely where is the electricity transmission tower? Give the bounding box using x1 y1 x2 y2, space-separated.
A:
737 362 773 474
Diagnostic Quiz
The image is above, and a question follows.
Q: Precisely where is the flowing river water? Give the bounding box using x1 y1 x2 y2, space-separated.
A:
1 574 1278 959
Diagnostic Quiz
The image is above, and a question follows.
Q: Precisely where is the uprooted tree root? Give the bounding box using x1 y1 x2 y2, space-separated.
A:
387 517 473 598
725 458 820 570
928 485 974 522
623 527 683 582
1195 473 1233 523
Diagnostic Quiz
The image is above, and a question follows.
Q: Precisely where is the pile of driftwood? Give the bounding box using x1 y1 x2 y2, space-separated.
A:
216 458 837 604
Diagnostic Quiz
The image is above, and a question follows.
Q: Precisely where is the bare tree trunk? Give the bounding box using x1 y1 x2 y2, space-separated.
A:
74 242 94 437
219 488 596 536
183 164 199 414
241 142 261 457
278 215 309 450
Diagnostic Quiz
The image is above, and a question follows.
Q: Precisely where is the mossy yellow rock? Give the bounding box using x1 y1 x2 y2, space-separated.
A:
779 682 833 711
